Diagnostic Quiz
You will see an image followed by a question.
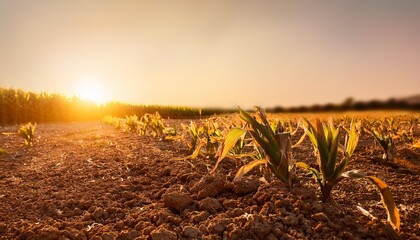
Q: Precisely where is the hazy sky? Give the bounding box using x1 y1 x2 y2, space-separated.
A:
1 0 420 108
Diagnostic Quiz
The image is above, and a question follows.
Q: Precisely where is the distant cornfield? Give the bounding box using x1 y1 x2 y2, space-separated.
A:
0 87 229 125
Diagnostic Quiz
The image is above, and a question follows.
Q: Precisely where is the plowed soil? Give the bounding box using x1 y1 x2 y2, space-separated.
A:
0 120 419 240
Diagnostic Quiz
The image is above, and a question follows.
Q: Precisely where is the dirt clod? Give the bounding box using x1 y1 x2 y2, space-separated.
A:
182 226 202 238
311 212 330 222
233 178 260 195
198 197 223 213
150 228 177 240
162 191 193 213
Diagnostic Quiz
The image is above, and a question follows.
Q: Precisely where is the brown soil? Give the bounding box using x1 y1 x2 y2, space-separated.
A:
0 121 419 240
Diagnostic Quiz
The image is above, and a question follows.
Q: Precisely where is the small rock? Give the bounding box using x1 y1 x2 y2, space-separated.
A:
291 186 315 200
222 199 240 209
283 214 299 227
63 207 74 217
313 222 327 233
135 221 152 231
142 226 155 236
101 233 116 240
233 179 259 195
228 208 244 218
311 212 330 222
114 221 124 230
183 226 202 238
67 227 86 240
150 228 177 240
228 228 246 240
81 212 92 221
208 223 225 235
162 192 193 212
74 207 83 216
198 197 222 213
38 226 61 240
161 167 171 176
243 214 271 238
93 207 104 219
191 175 227 199
166 215 182 225
191 211 210 223
116 231 130 240
129 230 141 238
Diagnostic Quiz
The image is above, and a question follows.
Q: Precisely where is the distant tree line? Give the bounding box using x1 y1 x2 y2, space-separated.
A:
267 97 420 113
0 87 231 125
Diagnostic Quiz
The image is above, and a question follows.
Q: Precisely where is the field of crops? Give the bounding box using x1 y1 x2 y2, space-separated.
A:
0 110 419 239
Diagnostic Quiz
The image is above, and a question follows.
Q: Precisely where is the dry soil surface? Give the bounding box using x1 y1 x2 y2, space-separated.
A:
0 121 419 240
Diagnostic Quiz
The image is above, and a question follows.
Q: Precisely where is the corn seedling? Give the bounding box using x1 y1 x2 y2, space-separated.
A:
18 122 36 146
213 107 294 185
201 120 223 159
182 121 203 153
162 126 182 141
149 112 166 137
140 112 166 137
300 119 361 202
364 123 395 161
103 115 124 129
125 115 139 132
180 119 223 159
300 119 400 232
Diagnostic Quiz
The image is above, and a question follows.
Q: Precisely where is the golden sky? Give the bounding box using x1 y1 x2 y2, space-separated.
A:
1 0 420 108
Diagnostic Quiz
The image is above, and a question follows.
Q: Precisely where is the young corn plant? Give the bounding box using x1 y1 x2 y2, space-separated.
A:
301 119 400 232
103 116 124 130
300 119 357 203
162 126 182 141
18 122 37 147
202 120 224 159
139 112 166 137
125 115 139 133
180 119 223 160
182 121 203 154
213 107 294 186
148 112 165 137
364 123 395 162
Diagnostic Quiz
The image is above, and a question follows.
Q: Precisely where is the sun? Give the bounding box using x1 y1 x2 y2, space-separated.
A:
77 79 108 105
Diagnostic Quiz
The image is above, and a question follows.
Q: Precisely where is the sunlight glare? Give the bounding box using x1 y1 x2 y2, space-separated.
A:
78 79 107 105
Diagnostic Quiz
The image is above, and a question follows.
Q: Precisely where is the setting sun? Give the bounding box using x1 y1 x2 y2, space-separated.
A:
77 79 108 105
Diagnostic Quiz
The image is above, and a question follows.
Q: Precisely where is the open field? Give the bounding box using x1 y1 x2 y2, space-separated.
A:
0 112 419 240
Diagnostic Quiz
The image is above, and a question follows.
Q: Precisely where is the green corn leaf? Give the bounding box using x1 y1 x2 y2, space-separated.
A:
248 130 280 165
292 132 306 149
367 176 400 232
329 157 349 183
254 107 275 135
234 159 267 181
189 140 203 160
326 124 339 180
239 109 279 151
211 128 246 174
345 120 359 157
296 162 321 181
342 170 400 232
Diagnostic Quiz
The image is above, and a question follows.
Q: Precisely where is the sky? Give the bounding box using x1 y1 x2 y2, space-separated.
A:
1 0 420 108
